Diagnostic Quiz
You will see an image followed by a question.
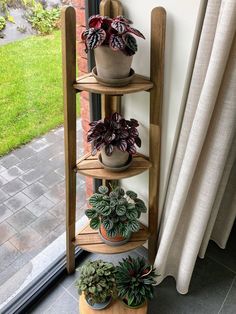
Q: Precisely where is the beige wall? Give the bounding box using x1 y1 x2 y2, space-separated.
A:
120 0 206 220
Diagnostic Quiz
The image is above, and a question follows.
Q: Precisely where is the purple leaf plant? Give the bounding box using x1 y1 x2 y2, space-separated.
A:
87 112 142 156
81 15 145 56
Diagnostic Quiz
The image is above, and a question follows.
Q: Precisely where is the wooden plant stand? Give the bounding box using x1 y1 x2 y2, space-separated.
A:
62 1 166 313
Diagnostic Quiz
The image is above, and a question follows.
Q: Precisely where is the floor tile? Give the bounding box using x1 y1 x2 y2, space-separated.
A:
220 277 236 314
0 154 20 169
0 189 9 202
149 256 235 314
39 171 64 189
7 208 36 231
0 166 24 182
26 195 54 217
1 178 27 196
30 212 60 237
0 175 8 187
0 242 21 272
4 192 32 213
9 226 41 253
0 204 12 223
44 290 78 314
0 222 17 245
0 165 7 173
22 182 48 201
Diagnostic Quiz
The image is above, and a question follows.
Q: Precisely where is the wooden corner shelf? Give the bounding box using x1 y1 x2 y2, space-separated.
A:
75 153 152 180
79 294 147 314
73 73 153 95
74 223 149 254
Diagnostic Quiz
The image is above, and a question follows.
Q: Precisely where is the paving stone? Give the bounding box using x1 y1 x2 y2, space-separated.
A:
13 146 35 160
7 208 36 231
0 154 20 169
49 201 66 221
42 132 62 144
4 192 32 213
0 204 12 223
1 178 27 196
44 183 65 204
0 222 17 245
17 155 41 172
20 163 53 185
0 165 7 173
48 152 64 169
37 142 64 161
54 127 64 138
0 166 24 182
22 182 48 201
55 166 65 178
0 242 21 272
30 139 51 152
0 175 8 187
9 226 42 254
30 212 60 238
39 171 64 189
220 277 236 314
0 189 9 202
26 195 54 217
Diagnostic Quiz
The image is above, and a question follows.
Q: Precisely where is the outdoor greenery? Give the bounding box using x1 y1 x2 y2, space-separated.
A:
0 30 80 156
0 16 6 31
76 260 116 306
85 185 147 238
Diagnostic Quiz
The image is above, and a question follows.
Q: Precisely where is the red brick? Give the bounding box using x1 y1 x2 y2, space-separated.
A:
78 57 88 73
72 0 85 9
81 91 89 101
77 42 87 59
76 9 86 26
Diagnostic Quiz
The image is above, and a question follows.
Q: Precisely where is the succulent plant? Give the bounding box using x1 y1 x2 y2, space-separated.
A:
85 185 147 238
82 14 145 56
76 260 116 305
87 112 141 157
115 256 157 307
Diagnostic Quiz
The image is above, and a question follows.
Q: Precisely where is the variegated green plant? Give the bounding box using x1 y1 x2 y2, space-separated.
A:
75 260 116 305
85 185 147 238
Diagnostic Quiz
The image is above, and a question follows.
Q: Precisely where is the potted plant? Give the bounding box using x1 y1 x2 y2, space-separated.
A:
115 256 157 309
87 112 141 170
81 14 145 83
76 259 116 310
85 185 147 246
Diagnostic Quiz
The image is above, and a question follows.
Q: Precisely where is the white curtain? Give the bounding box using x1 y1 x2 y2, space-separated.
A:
154 0 236 294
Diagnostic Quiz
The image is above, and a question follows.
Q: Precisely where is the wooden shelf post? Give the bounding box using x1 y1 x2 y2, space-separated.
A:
62 6 77 273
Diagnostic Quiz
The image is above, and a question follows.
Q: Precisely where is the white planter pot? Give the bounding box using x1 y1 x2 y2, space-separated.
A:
101 147 129 168
94 46 133 79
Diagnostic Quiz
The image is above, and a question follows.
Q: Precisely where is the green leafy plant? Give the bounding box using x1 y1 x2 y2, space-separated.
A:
26 3 60 35
75 260 116 306
85 185 147 238
115 256 157 307
0 16 6 31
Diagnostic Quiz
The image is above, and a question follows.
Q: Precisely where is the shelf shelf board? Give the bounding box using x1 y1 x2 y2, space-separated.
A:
75 153 151 180
74 223 149 254
79 294 147 313
73 73 153 95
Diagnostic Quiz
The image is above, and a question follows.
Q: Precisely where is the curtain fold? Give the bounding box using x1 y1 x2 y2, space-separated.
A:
155 0 236 294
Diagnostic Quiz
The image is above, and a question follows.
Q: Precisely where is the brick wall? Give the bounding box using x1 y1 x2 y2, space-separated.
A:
72 0 93 197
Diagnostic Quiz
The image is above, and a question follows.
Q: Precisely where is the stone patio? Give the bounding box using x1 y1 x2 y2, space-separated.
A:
0 119 86 287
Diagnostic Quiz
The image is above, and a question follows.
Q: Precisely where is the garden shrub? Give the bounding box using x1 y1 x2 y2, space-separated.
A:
0 15 6 31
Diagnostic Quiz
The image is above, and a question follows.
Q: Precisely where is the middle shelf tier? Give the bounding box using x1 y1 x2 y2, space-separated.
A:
74 223 149 254
75 153 152 180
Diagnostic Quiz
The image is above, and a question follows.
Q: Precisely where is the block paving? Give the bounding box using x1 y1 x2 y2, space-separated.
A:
0 119 86 286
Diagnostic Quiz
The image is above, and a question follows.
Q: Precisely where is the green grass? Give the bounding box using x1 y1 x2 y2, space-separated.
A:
0 30 79 156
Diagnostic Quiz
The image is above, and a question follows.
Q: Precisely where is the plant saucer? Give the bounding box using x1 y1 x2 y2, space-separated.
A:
98 153 133 172
92 67 135 87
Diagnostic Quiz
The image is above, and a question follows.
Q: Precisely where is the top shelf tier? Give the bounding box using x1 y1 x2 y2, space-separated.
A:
74 73 153 95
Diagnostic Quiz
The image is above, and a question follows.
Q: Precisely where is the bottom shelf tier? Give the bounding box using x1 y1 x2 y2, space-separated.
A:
74 223 149 254
79 295 147 314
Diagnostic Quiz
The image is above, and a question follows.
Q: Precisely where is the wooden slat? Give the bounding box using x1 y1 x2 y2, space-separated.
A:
75 153 152 180
79 294 147 314
74 223 149 254
61 6 77 274
148 7 166 264
73 74 153 95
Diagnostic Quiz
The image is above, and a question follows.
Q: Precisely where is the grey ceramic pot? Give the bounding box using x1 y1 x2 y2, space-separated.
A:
94 46 133 79
86 296 112 310
101 147 129 168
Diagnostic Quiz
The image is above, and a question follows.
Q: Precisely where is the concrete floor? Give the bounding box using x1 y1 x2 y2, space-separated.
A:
0 120 86 291
28 223 236 314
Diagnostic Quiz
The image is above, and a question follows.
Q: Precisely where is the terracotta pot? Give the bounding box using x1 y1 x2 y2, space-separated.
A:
99 225 131 246
94 46 133 80
101 147 129 168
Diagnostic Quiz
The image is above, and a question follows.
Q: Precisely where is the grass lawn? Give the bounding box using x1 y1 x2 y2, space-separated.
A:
0 30 80 156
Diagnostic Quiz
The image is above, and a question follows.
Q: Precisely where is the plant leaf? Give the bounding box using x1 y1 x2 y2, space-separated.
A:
109 34 125 51
90 218 100 230
123 33 137 52
116 205 126 216
117 139 127 152
85 209 98 219
98 186 109 194
103 219 113 231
